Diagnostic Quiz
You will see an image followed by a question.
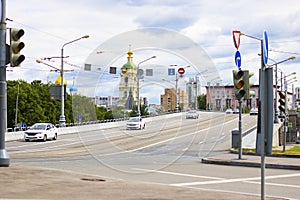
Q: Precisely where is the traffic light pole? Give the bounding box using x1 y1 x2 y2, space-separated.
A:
0 0 10 167
238 100 242 159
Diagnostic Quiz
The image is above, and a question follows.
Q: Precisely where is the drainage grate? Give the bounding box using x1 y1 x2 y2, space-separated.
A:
81 178 106 182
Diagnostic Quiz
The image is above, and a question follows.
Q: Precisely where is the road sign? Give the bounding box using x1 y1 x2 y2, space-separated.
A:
232 30 241 49
263 31 268 65
235 51 241 69
178 67 185 75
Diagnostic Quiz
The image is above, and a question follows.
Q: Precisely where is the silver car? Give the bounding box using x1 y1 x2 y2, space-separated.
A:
186 110 199 119
24 123 58 142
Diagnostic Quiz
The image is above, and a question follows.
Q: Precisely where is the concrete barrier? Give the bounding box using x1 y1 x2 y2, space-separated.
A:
4 113 183 142
5 121 124 142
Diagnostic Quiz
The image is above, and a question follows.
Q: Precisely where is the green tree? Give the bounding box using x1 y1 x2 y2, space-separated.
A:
197 94 206 110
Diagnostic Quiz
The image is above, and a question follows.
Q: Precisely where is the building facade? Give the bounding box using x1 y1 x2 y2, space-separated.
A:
119 47 138 109
206 84 294 111
92 96 119 108
160 88 188 112
296 87 300 108
186 77 201 109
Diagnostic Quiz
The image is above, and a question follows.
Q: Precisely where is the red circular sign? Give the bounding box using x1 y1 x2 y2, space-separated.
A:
178 67 185 75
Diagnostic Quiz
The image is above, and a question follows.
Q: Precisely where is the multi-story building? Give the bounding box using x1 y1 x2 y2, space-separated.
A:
206 84 294 111
296 87 300 108
92 96 119 108
186 77 201 109
160 88 188 112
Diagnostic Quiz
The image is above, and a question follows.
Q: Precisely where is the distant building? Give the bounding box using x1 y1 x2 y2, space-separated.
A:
119 46 138 109
295 87 300 108
160 88 188 112
206 84 294 111
91 96 119 108
186 77 201 109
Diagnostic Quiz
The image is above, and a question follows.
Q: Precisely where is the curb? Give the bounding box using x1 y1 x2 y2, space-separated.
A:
201 158 300 170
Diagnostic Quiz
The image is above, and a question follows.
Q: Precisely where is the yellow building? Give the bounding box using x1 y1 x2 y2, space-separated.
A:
119 46 138 109
161 88 188 112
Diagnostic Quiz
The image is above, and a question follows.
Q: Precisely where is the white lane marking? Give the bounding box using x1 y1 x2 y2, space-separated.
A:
245 181 300 189
132 168 223 180
170 173 300 187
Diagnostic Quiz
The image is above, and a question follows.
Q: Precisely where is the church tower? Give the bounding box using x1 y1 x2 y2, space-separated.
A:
119 46 138 109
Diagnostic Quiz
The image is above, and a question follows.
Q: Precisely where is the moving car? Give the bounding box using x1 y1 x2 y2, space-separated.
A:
126 117 145 130
250 108 258 115
225 109 233 114
24 123 58 142
186 110 199 119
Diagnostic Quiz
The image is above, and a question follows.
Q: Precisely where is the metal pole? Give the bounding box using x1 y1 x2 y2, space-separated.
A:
260 39 265 200
137 68 140 117
59 35 89 127
0 0 10 167
194 77 197 110
207 82 211 110
59 47 66 127
238 100 242 159
137 56 156 116
14 81 19 130
274 64 279 123
175 73 178 112
283 76 287 152
292 83 295 110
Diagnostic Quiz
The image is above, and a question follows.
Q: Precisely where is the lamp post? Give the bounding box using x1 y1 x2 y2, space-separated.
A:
279 71 296 152
170 65 190 112
137 56 156 117
60 35 89 127
267 56 296 123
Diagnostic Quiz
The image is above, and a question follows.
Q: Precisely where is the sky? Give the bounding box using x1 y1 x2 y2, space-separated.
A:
5 0 300 104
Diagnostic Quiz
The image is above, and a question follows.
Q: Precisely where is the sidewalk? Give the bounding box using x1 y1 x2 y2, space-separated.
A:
202 149 300 170
0 165 285 200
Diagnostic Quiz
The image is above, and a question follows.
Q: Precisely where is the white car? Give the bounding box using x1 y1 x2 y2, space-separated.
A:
24 123 58 142
250 108 258 115
225 109 233 114
186 110 199 119
126 117 145 130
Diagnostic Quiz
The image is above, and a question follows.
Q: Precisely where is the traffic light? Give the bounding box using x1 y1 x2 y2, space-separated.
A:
278 91 286 113
9 28 25 67
233 69 246 100
244 71 255 99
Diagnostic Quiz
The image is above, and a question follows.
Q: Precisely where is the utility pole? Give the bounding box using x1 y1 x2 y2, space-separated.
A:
0 0 10 167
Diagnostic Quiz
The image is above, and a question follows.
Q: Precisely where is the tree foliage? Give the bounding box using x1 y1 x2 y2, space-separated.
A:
197 94 206 110
6 80 120 128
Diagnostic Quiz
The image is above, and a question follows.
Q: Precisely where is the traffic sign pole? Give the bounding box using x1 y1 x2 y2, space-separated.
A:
0 0 10 167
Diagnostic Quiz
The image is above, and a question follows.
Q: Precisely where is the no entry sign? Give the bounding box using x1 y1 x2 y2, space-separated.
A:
178 67 185 75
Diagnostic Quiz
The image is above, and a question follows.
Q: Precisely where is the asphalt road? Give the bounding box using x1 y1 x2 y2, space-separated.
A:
6 112 300 199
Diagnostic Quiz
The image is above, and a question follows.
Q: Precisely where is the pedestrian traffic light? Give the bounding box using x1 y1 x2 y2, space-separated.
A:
278 91 286 113
233 69 246 100
9 28 25 67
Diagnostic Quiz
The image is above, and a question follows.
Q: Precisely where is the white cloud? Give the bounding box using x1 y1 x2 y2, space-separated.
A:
4 0 300 95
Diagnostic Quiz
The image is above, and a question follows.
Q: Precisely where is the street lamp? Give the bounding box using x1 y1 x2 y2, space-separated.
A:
137 56 156 117
267 56 296 123
170 65 190 112
60 35 89 127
